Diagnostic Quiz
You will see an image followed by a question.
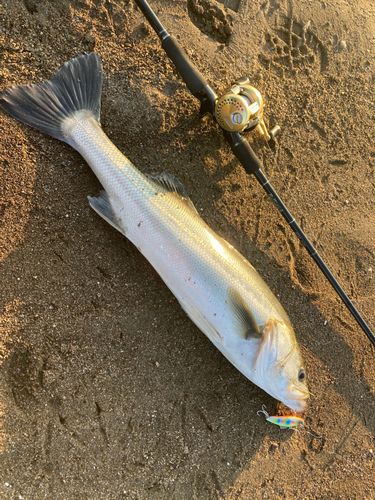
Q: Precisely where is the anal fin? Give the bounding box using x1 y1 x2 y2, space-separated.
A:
88 190 125 234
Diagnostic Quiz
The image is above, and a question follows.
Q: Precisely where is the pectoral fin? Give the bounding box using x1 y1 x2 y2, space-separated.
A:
228 287 262 340
88 190 125 234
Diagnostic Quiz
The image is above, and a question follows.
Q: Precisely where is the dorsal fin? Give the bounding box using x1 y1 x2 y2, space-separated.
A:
228 287 262 340
147 172 198 213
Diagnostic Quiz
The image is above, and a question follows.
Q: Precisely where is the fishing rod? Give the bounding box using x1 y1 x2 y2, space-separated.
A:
133 0 375 347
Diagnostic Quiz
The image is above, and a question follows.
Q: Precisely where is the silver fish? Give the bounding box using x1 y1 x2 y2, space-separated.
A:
0 53 309 410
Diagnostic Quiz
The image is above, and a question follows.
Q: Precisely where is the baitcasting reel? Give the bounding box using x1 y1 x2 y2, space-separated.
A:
214 77 280 140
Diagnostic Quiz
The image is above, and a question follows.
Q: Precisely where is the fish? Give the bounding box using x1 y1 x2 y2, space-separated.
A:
0 53 309 410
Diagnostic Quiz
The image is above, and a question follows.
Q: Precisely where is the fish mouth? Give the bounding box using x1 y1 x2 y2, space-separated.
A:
286 384 310 411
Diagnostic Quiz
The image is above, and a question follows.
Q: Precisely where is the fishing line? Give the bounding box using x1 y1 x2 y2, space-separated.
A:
262 136 374 332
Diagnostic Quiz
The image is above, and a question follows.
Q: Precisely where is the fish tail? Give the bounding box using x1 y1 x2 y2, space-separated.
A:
0 53 102 146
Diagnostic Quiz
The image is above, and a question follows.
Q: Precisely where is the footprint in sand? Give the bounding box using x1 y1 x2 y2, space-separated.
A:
259 14 329 76
187 0 236 44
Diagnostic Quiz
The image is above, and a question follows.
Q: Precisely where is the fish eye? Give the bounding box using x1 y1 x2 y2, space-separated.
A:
298 368 306 381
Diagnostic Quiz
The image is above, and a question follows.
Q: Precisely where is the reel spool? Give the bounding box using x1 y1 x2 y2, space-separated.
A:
215 78 280 140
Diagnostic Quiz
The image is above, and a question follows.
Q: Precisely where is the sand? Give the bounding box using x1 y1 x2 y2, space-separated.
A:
0 0 374 498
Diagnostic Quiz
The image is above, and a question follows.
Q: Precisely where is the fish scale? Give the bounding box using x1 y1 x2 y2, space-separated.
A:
69 111 286 326
0 52 309 410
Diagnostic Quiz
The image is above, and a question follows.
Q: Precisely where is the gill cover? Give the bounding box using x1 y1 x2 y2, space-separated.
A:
254 319 309 410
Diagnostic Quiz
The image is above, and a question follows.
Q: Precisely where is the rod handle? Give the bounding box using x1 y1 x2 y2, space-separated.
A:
225 132 262 175
162 36 209 98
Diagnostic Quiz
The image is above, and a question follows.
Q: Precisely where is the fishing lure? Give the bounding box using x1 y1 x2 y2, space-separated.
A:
257 406 304 429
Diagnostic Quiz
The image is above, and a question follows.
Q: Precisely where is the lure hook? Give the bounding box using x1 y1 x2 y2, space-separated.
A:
256 405 270 419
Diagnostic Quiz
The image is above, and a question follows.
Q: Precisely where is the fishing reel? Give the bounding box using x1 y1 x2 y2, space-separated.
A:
214 77 280 141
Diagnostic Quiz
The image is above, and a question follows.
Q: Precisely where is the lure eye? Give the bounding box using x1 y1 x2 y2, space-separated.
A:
298 368 306 381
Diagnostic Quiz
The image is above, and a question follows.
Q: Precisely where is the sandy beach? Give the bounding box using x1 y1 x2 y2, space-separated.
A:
0 0 375 498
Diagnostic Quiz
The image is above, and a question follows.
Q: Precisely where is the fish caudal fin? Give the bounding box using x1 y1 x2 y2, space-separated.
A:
0 53 102 145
